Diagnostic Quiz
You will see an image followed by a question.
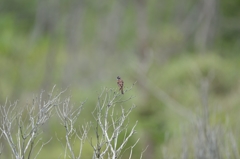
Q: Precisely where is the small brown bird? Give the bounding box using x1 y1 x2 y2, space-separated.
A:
117 76 124 94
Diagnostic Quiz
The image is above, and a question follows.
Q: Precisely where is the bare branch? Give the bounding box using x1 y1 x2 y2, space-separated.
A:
55 96 86 159
33 138 52 159
91 88 139 159
0 87 65 158
128 138 140 159
140 145 149 159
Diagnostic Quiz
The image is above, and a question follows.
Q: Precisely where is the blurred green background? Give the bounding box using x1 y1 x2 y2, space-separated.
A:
1 0 240 158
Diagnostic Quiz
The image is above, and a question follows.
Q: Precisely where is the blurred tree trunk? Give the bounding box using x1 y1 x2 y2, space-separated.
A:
31 0 60 89
97 1 124 54
31 0 60 41
135 1 156 159
93 1 127 80
62 0 85 87
194 0 218 52
65 0 85 54
179 0 218 52
135 0 149 63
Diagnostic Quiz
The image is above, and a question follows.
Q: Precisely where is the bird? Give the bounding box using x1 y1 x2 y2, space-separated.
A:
117 76 124 94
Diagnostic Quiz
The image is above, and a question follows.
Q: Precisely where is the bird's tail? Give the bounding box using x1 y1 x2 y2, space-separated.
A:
121 88 124 94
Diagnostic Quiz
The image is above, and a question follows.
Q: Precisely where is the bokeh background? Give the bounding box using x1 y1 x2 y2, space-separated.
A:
1 0 240 158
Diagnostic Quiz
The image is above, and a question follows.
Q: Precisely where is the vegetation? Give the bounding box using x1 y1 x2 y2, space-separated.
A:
0 0 240 158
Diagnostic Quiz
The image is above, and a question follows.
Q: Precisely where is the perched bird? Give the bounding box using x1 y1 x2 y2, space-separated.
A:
117 76 124 94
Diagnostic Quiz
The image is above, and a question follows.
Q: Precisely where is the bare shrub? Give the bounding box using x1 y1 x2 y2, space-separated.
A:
0 86 63 159
55 97 89 159
90 88 138 159
0 85 141 159
164 77 240 159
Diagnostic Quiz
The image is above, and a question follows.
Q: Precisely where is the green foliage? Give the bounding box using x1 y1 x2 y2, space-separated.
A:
0 0 240 158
